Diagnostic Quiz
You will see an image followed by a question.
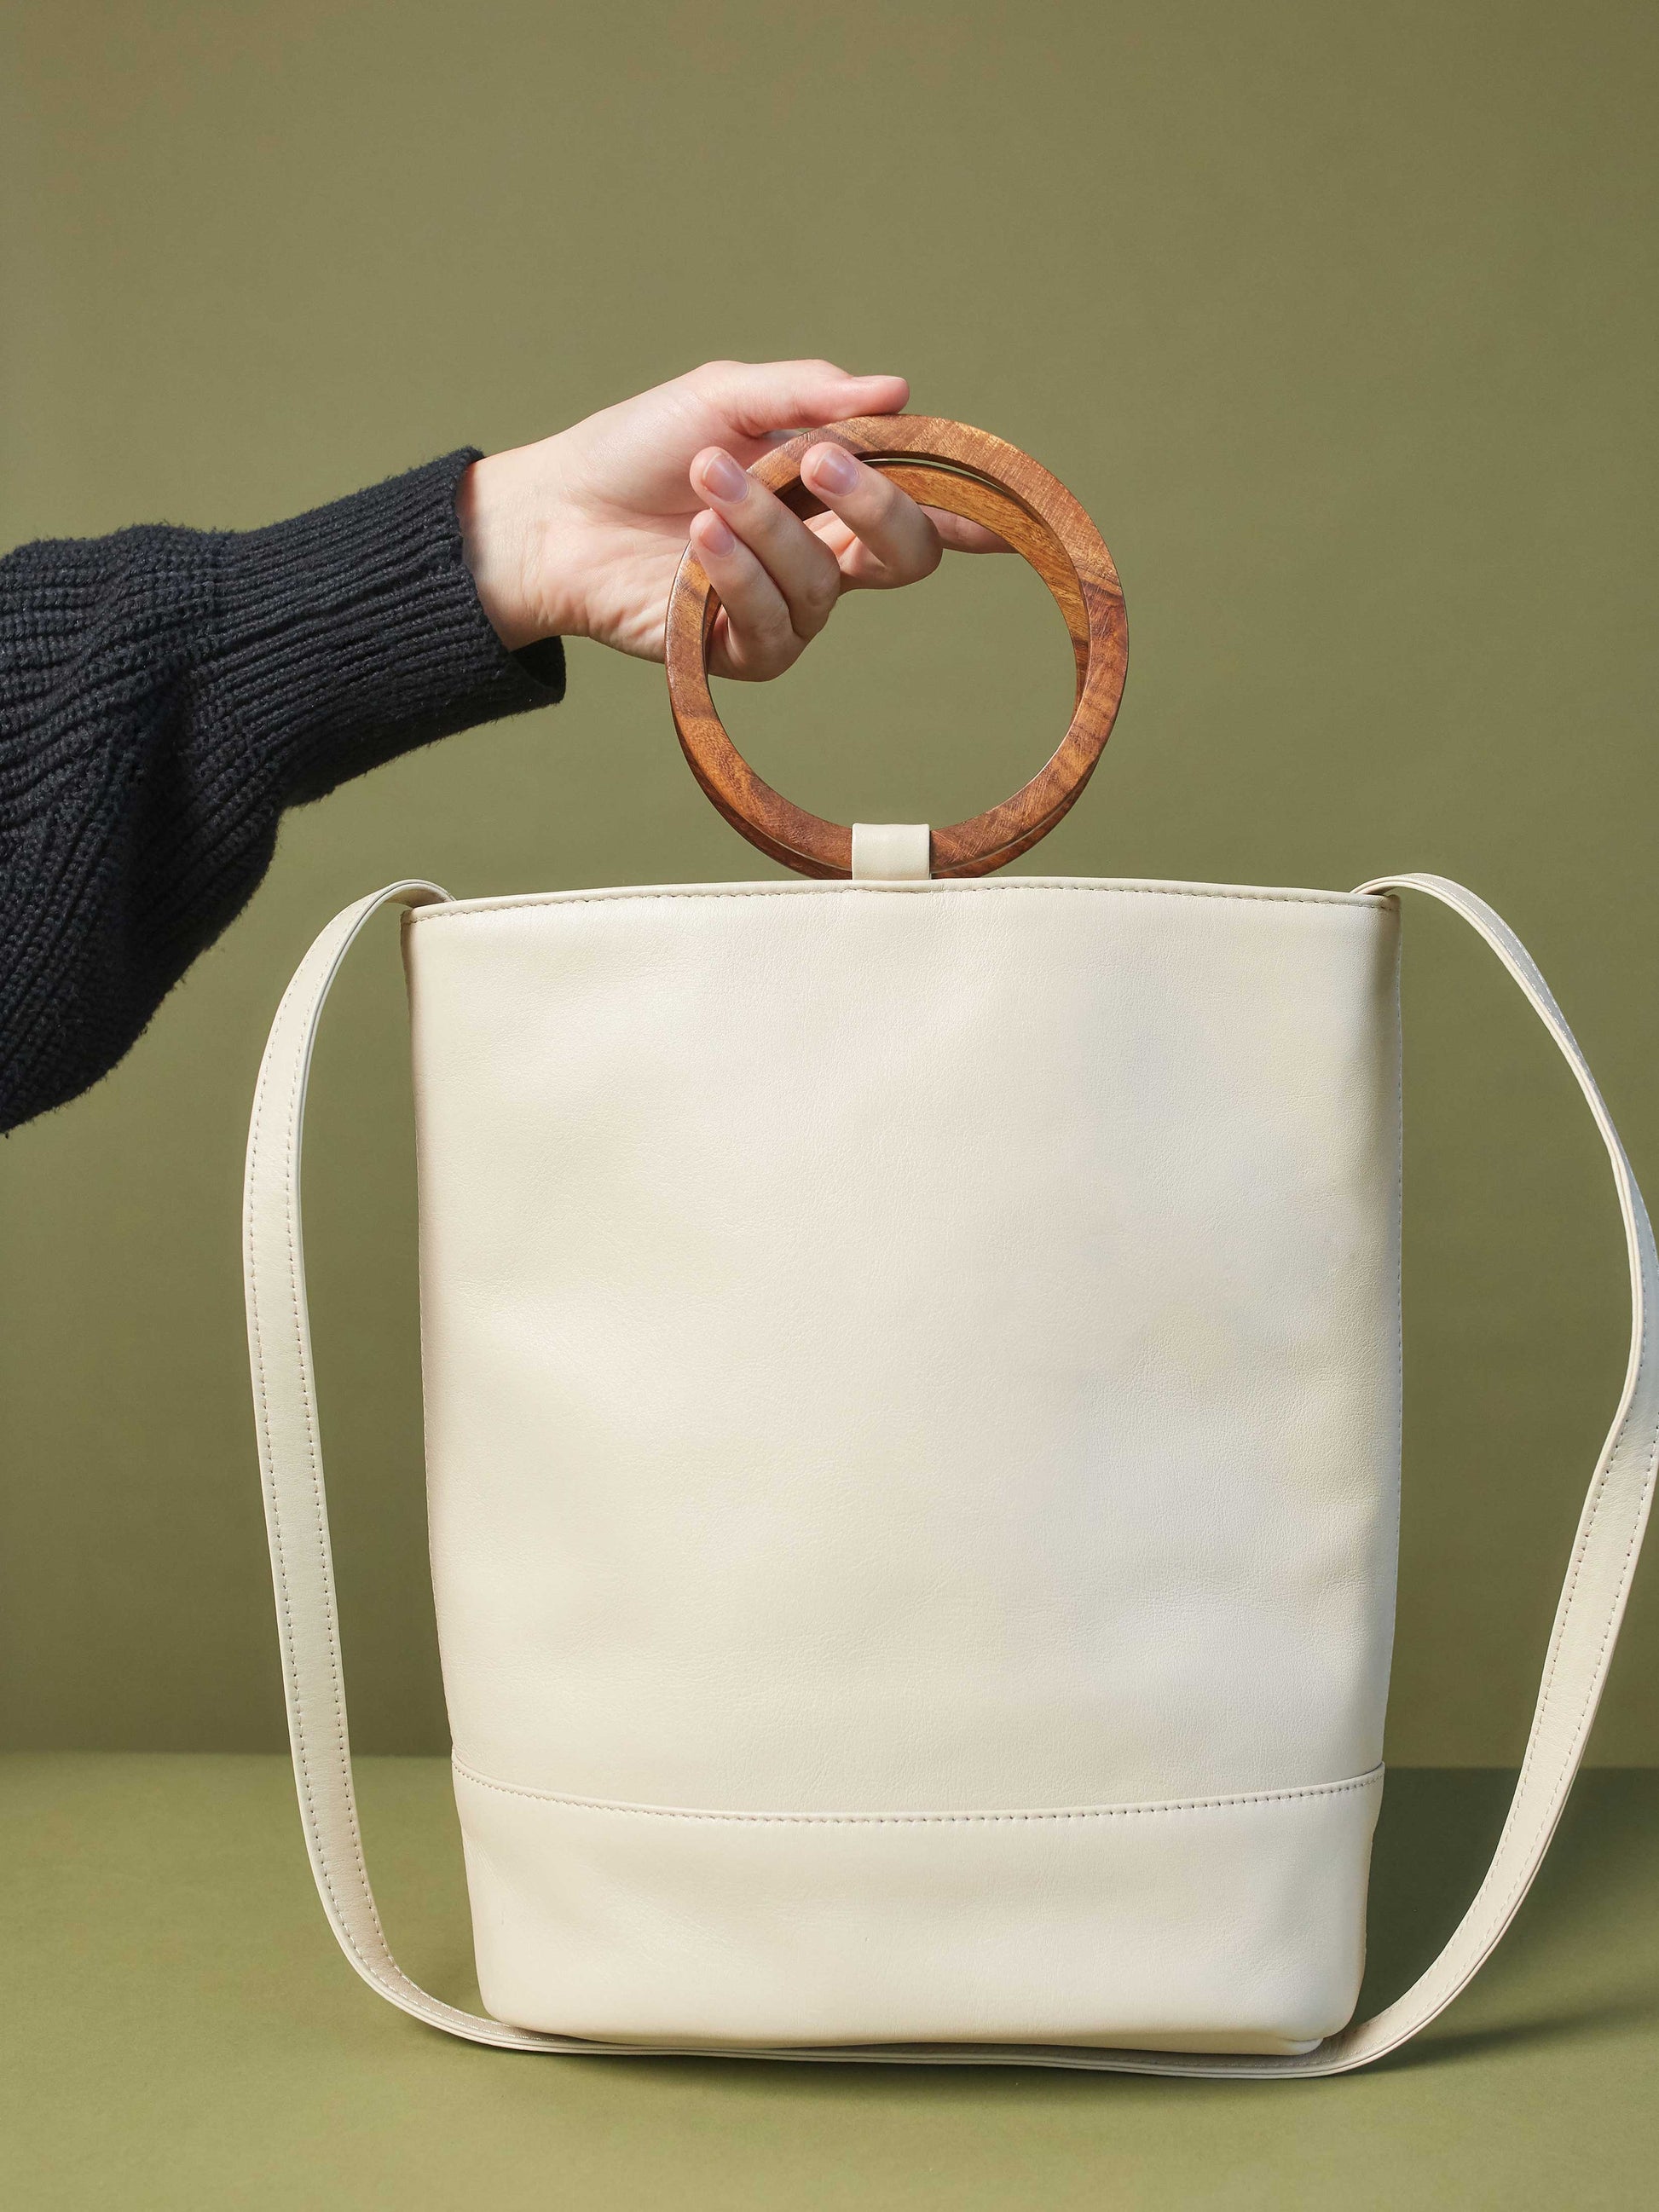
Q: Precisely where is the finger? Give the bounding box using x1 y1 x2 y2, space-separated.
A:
687 358 909 454
808 506 1013 565
798 443 942 589
688 509 803 682
691 446 844 642
927 509 1012 554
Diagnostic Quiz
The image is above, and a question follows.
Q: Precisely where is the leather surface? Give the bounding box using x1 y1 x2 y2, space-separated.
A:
851 822 932 879
453 1757 1382 2052
402 876 1400 2043
242 871 1658 2073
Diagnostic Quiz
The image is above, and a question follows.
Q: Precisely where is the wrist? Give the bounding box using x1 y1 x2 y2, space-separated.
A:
456 444 581 654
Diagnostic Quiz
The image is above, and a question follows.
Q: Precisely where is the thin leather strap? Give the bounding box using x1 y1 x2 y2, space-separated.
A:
243 873 1657 2075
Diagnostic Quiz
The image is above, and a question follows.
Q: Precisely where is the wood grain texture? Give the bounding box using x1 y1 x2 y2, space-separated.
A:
665 417 1129 878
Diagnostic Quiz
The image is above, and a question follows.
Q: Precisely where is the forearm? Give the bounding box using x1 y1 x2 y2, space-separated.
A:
0 450 562 1133
1 356 968 1135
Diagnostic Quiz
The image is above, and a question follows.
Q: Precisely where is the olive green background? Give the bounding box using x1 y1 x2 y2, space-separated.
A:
3 0 1657 1770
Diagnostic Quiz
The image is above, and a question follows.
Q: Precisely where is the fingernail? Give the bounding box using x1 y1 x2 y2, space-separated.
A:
697 512 735 557
809 446 857 494
699 450 748 501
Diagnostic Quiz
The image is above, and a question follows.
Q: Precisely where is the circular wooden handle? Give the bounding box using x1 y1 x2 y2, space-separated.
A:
664 415 1129 878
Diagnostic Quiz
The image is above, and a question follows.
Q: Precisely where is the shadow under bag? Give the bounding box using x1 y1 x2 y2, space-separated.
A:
244 417 1657 2076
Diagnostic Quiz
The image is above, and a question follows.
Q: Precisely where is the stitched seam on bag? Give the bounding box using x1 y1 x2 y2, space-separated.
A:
252 912 564 2047
449 1760 1384 1824
247 954 390 1990
251 895 571 2046
1390 918 1405 1618
407 881 1390 925
281 988 390 1957
1367 886 1659 2033
1458 908 1657 1959
249 911 448 2021
1490 1193 1656 1937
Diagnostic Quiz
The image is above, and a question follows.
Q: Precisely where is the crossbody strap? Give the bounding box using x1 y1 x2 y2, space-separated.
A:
243 873 1658 2076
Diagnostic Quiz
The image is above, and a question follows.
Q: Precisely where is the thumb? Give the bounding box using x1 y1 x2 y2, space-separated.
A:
693 358 910 447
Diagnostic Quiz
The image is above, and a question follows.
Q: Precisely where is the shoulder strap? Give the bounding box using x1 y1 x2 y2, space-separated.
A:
243 873 1658 2076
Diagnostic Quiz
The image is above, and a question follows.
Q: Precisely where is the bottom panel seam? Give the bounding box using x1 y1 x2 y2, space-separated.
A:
450 1758 1385 1826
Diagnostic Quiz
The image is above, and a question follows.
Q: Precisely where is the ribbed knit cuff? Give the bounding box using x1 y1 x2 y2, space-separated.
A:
204 448 564 808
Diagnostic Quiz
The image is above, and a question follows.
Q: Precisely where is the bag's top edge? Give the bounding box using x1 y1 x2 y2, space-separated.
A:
403 876 1396 925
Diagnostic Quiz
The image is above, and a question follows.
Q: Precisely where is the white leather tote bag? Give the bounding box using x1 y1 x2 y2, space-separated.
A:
244 418 1657 2076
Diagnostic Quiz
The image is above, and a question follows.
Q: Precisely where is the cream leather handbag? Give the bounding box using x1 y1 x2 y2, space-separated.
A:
244 419 1657 2077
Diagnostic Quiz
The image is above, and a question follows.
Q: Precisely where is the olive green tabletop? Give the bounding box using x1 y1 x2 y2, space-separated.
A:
3 1757 1655 2209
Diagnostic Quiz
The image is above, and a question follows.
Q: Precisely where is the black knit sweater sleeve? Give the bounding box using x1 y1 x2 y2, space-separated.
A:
0 448 564 1133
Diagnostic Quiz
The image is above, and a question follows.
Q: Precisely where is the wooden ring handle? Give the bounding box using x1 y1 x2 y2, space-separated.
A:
664 415 1129 879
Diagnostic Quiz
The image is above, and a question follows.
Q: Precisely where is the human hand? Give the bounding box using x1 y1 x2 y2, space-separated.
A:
455 359 1009 679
